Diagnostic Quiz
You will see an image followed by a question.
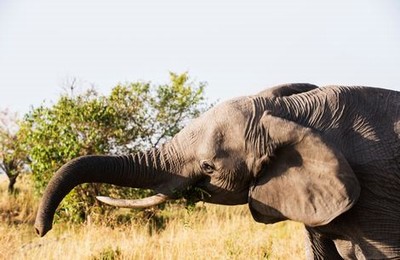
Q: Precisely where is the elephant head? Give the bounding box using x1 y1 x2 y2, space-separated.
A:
35 84 360 237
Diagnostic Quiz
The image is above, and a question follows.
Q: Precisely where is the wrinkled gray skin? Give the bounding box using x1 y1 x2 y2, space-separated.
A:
35 84 400 259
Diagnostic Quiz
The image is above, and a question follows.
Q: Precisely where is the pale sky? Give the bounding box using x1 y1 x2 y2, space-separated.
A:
1 0 399 114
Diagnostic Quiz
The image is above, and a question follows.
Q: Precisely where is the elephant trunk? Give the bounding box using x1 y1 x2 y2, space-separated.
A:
34 147 185 237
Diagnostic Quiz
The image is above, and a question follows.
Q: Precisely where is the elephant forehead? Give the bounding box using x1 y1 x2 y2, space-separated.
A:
187 105 247 134
177 99 252 153
204 97 252 120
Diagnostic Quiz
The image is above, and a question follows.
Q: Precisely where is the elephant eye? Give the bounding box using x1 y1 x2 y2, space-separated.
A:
200 160 215 174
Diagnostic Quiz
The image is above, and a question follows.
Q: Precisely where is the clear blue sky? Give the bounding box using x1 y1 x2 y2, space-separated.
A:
1 0 399 114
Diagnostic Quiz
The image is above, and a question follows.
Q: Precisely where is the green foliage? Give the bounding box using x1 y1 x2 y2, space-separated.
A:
178 186 211 212
0 110 30 193
20 72 209 222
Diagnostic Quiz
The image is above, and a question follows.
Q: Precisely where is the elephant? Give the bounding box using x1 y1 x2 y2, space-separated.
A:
34 83 400 259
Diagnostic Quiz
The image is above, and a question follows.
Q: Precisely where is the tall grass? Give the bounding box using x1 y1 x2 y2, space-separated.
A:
0 176 305 259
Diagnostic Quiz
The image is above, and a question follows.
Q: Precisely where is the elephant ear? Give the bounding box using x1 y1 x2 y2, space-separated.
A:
248 113 360 227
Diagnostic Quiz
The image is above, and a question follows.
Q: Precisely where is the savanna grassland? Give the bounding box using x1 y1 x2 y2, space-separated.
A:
0 175 305 260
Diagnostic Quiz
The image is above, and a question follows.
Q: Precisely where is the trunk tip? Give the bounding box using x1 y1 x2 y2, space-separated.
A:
34 220 52 237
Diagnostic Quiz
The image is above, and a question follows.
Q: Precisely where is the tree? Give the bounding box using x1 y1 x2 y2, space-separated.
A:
0 109 29 193
20 72 209 222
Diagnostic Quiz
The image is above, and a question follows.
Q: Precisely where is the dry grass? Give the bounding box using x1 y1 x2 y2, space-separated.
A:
0 176 306 259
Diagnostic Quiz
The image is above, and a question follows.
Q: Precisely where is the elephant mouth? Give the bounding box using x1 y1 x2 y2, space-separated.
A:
185 180 250 205
180 185 212 204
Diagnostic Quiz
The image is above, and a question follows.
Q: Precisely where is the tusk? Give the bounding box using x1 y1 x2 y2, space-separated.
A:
96 193 169 208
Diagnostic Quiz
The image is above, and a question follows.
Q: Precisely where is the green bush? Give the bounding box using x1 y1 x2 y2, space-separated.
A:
20 72 209 223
